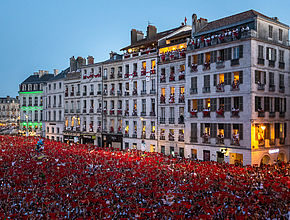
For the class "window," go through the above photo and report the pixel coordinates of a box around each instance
[279,74,284,87]
[151,98,155,113]
[142,99,146,113]
[142,80,146,91]
[255,96,262,111]
[142,61,146,70]
[170,87,175,95]
[210,51,217,63]
[279,29,283,41]
[191,77,197,90]
[266,47,276,61]
[197,53,204,65]
[258,45,264,59]
[279,50,284,63]
[151,79,156,91]
[269,25,273,38]
[151,60,156,69]
[204,75,210,87]
[233,46,239,59]
[34,97,38,106]
[191,123,197,142]
[59,82,62,89]
[224,48,232,60]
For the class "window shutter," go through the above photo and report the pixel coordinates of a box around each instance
[228,48,232,60]
[284,98,286,112]
[214,74,217,86]
[239,97,243,111]
[264,97,269,112]
[255,96,258,111]
[265,124,270,139]
[188,55,191,67]
[275,123,279,138]
[274,98,279,112]
[188,99,191,112]
[266,48,269,60]
[274,49,277,61]
[210,123,217,138]
[239,45,243,58]
[239,124,243,140]
[264,72,266,85]
[239,71,243,84]
[211,98,217,111]
[200,123,204,137]
[224,124,231,139]
[225,97,231,111]
[191,123,197,139]
[255,71,259,84]
[284,123,287,138]
[197,99,203,111]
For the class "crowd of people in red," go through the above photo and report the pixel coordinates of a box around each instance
[0,135,289,219]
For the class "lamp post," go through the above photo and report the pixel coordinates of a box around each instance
[25,114,28,137]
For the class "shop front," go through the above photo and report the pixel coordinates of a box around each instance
[81,134,96,145]
[102,133,123,149]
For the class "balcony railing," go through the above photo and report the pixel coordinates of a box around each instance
[124,91,130,96]
[279,62,285,69]
[141,90,147,95]
[216,61,225,69]
[216,137,225,145]
[169,74,175,82]
[178,74,185,81]
[117,90,122,96]
[169,118,175,124]
[132,110,138,116]
[89,108,94,113]
[132,133,137,138]
[279,112,285,118]
[231,59,240,66]
[269,112,275,118]
[279,86,285,93]
[150,89,156,94]
[178,117,184,124]
[160,76,166,83]
[231,82,240,91]
[268,60,275,68]
[190,64,198,72]
[190,137,197,143]
[216,84,225,92]
[258,110,265,117]
[150,111,156,116]
[190,88,198,94]
[83,109,86,113]
[168,135,175,141]
[141,112,146,116]
[124,110,129,116]
[110,110,115,115]
[160,118,165,124]
[203,62,211,71]
[117,109,122,115]
[202,135,210,144]
[132,90,138,96]
[202,109,211,117]
[178,135,184,142]
[231,109,240,117]
[257,83,265,91]
[160,95,166,104]
[257,58,265,65]
[117,72,122,78]
[150,133,155,140]
[160,135,165,140]
[190,110,198,118]
[279,138,285,145]
[202,87,210,93]
[90,91,94,96]
[269,85,275,92]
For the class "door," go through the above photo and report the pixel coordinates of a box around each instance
[203,150,210,161]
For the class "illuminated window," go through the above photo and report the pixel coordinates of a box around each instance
[133,100,137,110]
[142,61,146,69]
[151,121,155,133]
[219,73,224,83]
[133,81,137,89]
[170,87,175,95]
[180,64,185,72]
[151,60,156,69]
[71,117,74,127]
[161,88,165,96]
[142,121,146,131]
[233,72,239,83]
[205,52,211,63]
[180,87,185,94]
[192,99,198,109]
[205,98,210,108]
[192,55,198,64]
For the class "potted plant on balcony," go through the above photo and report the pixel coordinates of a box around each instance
[203,108,210,117]
[231,108,239,117]
[216,107,224,117]
[190,63,198,72]
[141,68,146,76]
[169,94,175,104]
[190,109,198,117]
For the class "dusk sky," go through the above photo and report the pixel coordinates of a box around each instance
[1,0,289,97]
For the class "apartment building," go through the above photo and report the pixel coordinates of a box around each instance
[184,10,289,166]
[19,70,54,136]
[43,69,69,141]
[0,96,20,128]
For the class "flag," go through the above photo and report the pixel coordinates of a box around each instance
[185,17,187,24]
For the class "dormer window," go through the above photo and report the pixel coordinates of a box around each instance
[269,25,273,39]
[279,29,283,41]
[22,85,26,91]
[28,84,32,91]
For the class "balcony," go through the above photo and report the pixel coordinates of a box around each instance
[97,91,102,95]
[83,92,87,96]
[190,88,197,94]
[269,85,275,92]
[117,72,122,78]
[269,112,275,118]
[202,109,211,117]
[257,83,265,91]
[160,118,165,124]
[90,91,94,96]
[160,76,166,83]
[132,110,138,116]
[159,50,185,63]
[141,112,146,116]
[109,110,115,115]
[82,109,86,113]
[97,108,102,113]
[70,109,74,113]
[89,108,94,113]
[279,138,285,145]
[150,133,155,140]
[178,95,185,103]
[190,110,198,118]
[216,137,224,145]
[150,111,156,116]
[110,90,115,96]
[65,92,68,97]
[124,133,129,138]
[160,135,165,140]
[178,117,184,124]
[169,74,175,82]
[150,69,156,74]
[216,109,224,117]
[117,109,122,115]
[190,64,198,72]
[76,109,80,113]
[103,90,108,96]
[203,62,211,71]
[279,86,285,93]
[124,91,130,96]
[231,137,240,146]
[110,74,115,79]
[70,92,74,96]
[258,139,265,148]
[141,69,146,76]
[178,135,184,142]
[132,133,137,138]
[133,71,138,77]
[258,109,265,117]
[202,87,210,93]
[216,61,225,69]
[169,118,175,124]
[231,109,240,117]
[178,74,185,81]
[132,89,138,96]
[141,90,147,95]
[150,89,156,94]
[124,110,129,116]
[141,132,146,139]
[231,59,240,66]
[160,95,166,104]
[103,76,108,80]
[268,60,275,68]
[65,109,68,113]
[103,109,107,115]
[231,82,240,91]
[117,90,122,96]
[124,73,129,78]
[76,91,80,96]
[270,139,275,146]
[257,58,265,65]
[279,112,285,118]
[202,135,210,144]
[216,84,225,92]
[168,135,175,141]
[279,62,285,69]
[168,95,175,104]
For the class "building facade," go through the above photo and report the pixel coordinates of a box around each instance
[43,69,69,141]
[19,70,54,136]
[184,10,289,166]
[0,96,20,128]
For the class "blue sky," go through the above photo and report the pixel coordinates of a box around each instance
[0,0,289,97]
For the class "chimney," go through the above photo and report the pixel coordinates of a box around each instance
[76,57,86,70]
[87,56,94,65]
[38,70,44,78]
[70,56,76,72]
[147,25,157,40]
[109,51,117,59]
[54,69,59,76]
[192,14,208,37]
[131,29,144,44]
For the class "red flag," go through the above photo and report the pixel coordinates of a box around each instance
[185,17,187,24]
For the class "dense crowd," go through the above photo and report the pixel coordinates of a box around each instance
[0,135,289,219]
